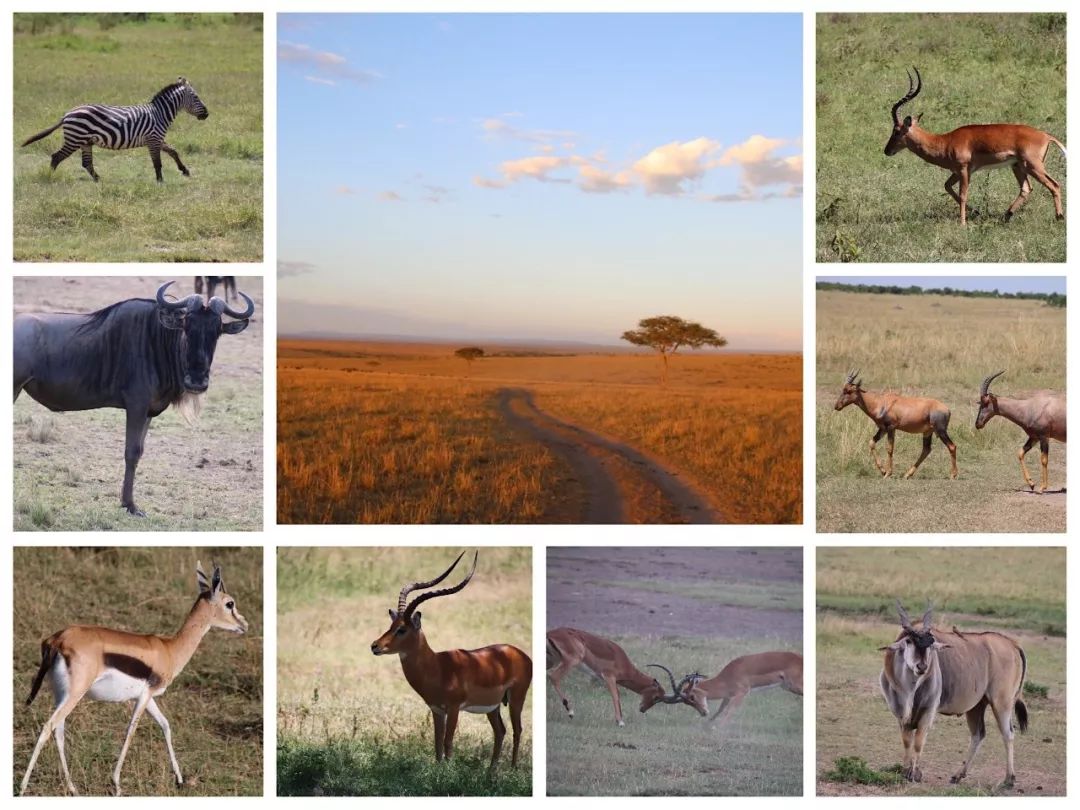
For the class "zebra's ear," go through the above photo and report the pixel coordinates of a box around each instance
[178,76,188,85]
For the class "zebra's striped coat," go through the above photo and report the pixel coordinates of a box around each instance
[22,77,209,182]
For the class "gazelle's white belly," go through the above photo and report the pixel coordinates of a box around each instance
[463,703,500,714]
[973,157,1017,173]
[88,667,149,702]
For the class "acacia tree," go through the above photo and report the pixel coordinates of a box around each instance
[454,346,485,374]
[621,315,727,383]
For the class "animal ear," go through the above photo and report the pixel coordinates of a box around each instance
[196,561,210,594]
[879,640,905,651]
[178,76,188,85]
[902,115,912,128]
[211,565,223,596]
[222,319,249,335]
[388,609,398,621]
[411,612,422,630]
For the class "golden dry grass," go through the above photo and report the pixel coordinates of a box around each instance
[277,341,802,524]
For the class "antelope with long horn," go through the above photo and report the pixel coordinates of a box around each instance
[885,66,1066,225]
[650,652,803,727]
[835,369,958,479]
[371,551,532,769]
[976,370,1066,493]
[20,562,249,796]
[880,600,1028,787]
[545,627,682,725]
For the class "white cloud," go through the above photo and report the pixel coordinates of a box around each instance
[379,190,404,202]
[632,137,721,195]
[278,260,317,278]
[712,135,802,200]
[473,176,506,189]
[278,41,380,85]
[480,117,576,147]
[304,75,336,87]
[577,164,633,194]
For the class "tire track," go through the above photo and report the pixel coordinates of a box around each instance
[495,387,720,524]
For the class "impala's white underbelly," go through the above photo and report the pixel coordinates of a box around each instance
[974,158,1017,173]
[463,704,500,714]
[88,667,149,702]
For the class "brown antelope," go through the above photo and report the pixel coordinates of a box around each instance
[20,562,248,796]
[835,369,958,479]
[648,652,802,727]
[546,627,681,725]
[880,601,1028,788]
[976,370,1066,493]
[370,551,532,769]
[885,67,1066,225]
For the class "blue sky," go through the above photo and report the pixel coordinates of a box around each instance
[818,276,1066,295]
[279,13,803,349]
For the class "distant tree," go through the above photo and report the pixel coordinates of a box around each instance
[454,346,485,373]
[621,315,727,383]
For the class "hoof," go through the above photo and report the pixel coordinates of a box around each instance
[1056,213,1064,222]
[125,506,147,518]
[950,774,965,785]
[182,169,191,177]
[617,720,625,727]
[1003,776,1015,789]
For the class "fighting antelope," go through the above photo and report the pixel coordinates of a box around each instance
[880,600,1028,787]
[885,67,1066,225]
[22,77,209,182]
[20,562,248,796]
[370,551,532,769]
[976,370,1066,493]
[546,627,681,725]
[647,652,803,727]
[835,369,958,479]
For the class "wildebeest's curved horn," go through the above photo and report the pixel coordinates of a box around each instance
[156,281,202,312]
[980,370,1006,397]
[209,291,255,320]
[896,599,915,632]
[845,368,860,385]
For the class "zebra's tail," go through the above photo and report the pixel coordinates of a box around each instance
[22,120,63,147]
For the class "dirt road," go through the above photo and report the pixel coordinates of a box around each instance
[496,388,721,524]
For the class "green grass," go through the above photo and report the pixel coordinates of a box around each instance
[823,757,903,786]
[817,290,1066,533]
[13,547,263,796]
[277,548,532,796]
[816,548,1066,797]
[14,13,262,261]
[816,13,1066,262]
[547,635,802,796]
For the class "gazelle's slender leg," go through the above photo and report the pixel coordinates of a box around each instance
[1026,161,1063,220]
[54,718,78,795]
[509,691,525,768]
[1039,438,1050,493]
[886,429,896,477]
[945,172,963,206]
[1004,164,1032,221]
[935,426,958,479]
[1018,437,1037,490]
[708,691,747,730]
[432,709,446,760]
[547,658,577,718]
[486,708,506,769]
[603,673,624,726]
[442,707,460,760]
[146,698,183,786]
[21,678,92,795]
[957,165,971,224]
[904,434,932,479]
[869,427,888,476]
[112,690,151,795]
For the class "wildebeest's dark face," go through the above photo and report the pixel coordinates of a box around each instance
[176,307,248,392]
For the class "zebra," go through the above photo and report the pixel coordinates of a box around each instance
[21,76,209,182]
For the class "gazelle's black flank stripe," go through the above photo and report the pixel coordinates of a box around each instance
[21,76,208,182]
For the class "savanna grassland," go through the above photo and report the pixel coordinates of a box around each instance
[277,341,802,524]
[817,547,1066,797]
[817,13,1066,262]
[817,289,1065,533]
[14,13,262,261]
[13,547,263,797]
[13,276,263,532]
[547,548,802,796]
[277,547,531,796]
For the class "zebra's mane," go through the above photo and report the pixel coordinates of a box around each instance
[150,81,187,105]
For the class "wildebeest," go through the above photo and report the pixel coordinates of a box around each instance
[879,601,1028,788]
[194,276,236,303]
[13,281,254,517]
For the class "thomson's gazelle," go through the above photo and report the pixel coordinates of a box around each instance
[20,562,248,796]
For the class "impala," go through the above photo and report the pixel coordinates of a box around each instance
[371,550,532,769]
[648,652,802,727]
[835,369,958,479]
[976,370,1066,493]
[546,627,681,725]
[20,562,248,796]
[880,601,1028,787]
[885,67,1066,225]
